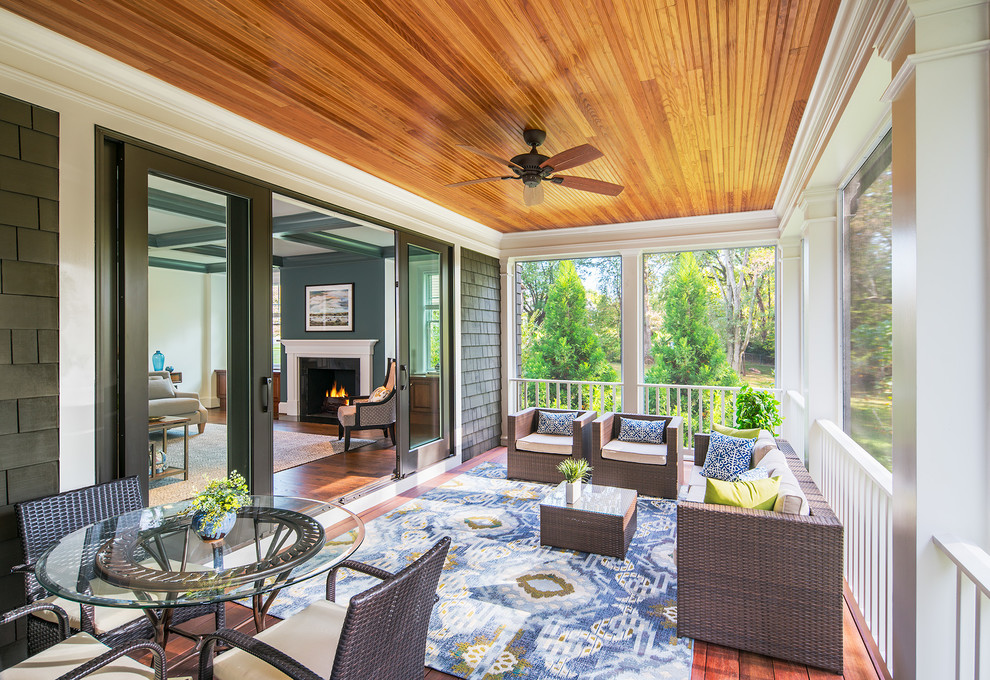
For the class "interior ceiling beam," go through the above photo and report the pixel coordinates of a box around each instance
[278,232,384,259]
[149,187,226,223]
[148,256,227,274]
[176,244,227,258]
[149,226,227,248]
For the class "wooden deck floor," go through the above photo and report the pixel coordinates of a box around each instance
[161,445,881,680]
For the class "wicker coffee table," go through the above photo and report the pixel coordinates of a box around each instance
[539,482,638,558]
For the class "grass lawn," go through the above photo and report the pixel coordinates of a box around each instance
[850,396,892,471]
[739,360,775,390]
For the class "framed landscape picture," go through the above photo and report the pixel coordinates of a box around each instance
[305,283,353,331]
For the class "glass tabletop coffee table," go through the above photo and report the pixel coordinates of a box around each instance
[35,495,364,644]
[539,482,638,558]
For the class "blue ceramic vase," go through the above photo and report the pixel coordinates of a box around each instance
[191,510,237,541]
[152,350,165,371]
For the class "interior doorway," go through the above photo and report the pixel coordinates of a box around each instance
[267,194,398,500]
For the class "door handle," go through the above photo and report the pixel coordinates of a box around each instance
[261,376,272,413]
[399,364,409,390]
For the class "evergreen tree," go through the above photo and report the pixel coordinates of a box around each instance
[522,261,617,382]
[646,252,737,386]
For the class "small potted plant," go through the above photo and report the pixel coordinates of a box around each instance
[557,458,592,504]
[735,385,783,435]
[188,471,250,541]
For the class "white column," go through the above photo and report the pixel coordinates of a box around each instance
[619,250,641,413]
[892,3,990,677]
[499,257,512,445]
[799,189,842,427]
[776,238,805,453]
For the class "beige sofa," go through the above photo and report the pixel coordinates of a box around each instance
[149,371,207,433]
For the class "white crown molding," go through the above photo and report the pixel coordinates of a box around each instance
[773,0,904,235]
[0,9,502,257]
[883,38,990,101]
[876,0,914,61]
[500,210,779,260]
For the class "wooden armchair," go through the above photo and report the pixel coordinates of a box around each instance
[507,407,596,483]
[337,359,397,451]
[591,413,682,498]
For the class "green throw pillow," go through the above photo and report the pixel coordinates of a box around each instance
[713,423,761,439]
[704,476,781,510]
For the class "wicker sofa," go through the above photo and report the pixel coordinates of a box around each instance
[591,413,682,499]
[676,434,844,673]
[507,407,595,483]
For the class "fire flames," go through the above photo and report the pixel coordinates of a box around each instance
[325,382,347,398]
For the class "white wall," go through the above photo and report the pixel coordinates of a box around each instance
[148,268,208,397]
[0,9,500,489]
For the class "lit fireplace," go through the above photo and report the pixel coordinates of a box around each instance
[321,382,349,417]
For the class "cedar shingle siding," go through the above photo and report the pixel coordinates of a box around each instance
[0,92,59,655]
[460,250,501,460]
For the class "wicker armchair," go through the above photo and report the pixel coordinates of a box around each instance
[507,407,596,484]
[0,602,167,679]
[337,359,397,451]
[676,438,844,673]
[591,413,682,499]
[14,476,224,654]
[199,536,451,680]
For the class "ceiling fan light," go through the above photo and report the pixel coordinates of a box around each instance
[523,183,544,207]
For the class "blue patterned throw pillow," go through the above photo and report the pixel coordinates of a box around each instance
[701,431,756,482]
[536,411,578,436]
[618,417,666,444]
[732,467,770,483]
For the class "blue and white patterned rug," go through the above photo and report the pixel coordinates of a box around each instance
[268,462,694,679]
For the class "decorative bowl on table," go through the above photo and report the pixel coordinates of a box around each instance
[188,471,250,541]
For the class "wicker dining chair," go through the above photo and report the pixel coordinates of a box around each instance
[198,536,452,680]
[14,476,224,653]
[0,602,167,679]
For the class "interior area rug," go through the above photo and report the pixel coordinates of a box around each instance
[267,462,693,679]
[148,424,386,503]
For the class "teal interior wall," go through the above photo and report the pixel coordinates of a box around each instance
[279,256,387,399]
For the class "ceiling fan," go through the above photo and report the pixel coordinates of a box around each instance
[448,129,624,206]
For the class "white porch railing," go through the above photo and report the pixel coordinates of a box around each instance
[639,383,784,448]
[510,378,623,414]
[933,535,990,680]
[809,419,893,676]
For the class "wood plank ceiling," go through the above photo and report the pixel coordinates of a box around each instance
[1,0,840,233]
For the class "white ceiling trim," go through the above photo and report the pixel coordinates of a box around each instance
[0,9,502,257]
[773,0,907,235]
[500,210,779,260]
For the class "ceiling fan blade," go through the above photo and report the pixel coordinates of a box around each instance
[554,175,625,196]
[523,183,544,207]
[457,145,523,170]
[540,144,604,172]
[446,176,512,187]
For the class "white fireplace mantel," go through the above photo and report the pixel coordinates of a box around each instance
[280,339,379,418]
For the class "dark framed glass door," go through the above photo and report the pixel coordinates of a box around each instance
[116,142,273,500]
[396,232,452,476]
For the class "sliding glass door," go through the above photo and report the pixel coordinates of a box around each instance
[116,142,273,500]
[396,232,452,476]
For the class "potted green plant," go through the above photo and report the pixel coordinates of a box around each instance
[188,471,250,541]
[735,385,783,435]
[557,458,592,504]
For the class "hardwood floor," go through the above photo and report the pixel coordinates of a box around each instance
[207,407,398,500]
[158,445,880,680]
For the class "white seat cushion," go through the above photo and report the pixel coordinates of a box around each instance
[148,397,201,417]
[33,596,146,635]
[213,599,346,680]
[0,632,154,680]
[515,432,572,455]
[600,439,667,465]
[682,484,707,503]
[688,465,706,486]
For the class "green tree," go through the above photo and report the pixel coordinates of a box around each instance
[646,252,737,387]
[522,261,617,382]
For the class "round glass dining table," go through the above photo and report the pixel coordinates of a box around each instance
[34,495,365,644]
